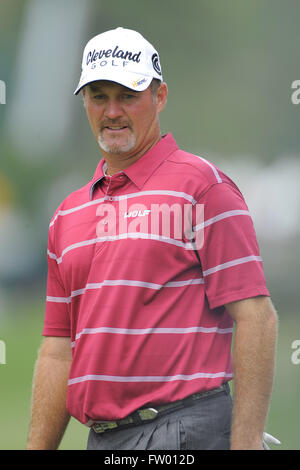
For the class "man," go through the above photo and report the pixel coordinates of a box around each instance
[27,27,278,450]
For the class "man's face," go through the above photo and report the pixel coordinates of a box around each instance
[83,80,167,160]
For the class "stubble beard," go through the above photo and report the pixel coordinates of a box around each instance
[97,128,136,155]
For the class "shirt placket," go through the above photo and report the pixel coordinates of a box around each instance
[95,173,128,251]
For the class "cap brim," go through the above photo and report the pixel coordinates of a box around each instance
[74,69,154,95]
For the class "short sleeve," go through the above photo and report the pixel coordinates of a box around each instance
[194,181,270,309]
[42,225,71,337]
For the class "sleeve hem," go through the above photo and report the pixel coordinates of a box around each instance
[42,328,71,337]
[209,286,270,310]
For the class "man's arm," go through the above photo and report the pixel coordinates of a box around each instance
[27,336,72,450]
[225,296,278,450]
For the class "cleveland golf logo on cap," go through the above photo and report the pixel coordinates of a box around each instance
[86,45,142,66]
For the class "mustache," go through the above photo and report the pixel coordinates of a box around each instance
[100,119,132,131]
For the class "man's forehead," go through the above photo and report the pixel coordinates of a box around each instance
[87,81,137,93]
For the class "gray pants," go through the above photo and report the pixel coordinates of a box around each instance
[87,385,232,450]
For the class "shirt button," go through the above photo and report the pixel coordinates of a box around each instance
[102,219,108,225]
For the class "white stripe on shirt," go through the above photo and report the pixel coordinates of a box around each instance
[48,233,196,264]
[195,156,223,183]
[49,190,197,227]
[74,325,233,341]
[71,325,233,348]
[193,209,250,232]
[203,255,262,277]
[68,371,233,385]
[49,198,106,227]
[47,278,204,304]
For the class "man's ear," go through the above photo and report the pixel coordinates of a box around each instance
[156,82,168,113]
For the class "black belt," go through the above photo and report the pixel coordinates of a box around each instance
[92,383,229,434]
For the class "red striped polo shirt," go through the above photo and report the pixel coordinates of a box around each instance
[43,133,270,425]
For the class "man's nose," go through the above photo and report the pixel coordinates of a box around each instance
[104,99,124,120]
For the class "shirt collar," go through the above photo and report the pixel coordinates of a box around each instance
[89,133,178,200]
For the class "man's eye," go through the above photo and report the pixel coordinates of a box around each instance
[94,94,105,100]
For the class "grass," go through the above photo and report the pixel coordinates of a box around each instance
[0,300,88,450]
[0,299,299,450]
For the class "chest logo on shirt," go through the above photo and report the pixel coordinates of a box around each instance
[124,209,151,218]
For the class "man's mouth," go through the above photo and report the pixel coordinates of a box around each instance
[102,124,129,132]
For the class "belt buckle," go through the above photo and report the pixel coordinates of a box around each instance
[138,407,158,421]
[93,421,118,433]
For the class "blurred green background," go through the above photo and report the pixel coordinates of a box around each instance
[0,0,299,450]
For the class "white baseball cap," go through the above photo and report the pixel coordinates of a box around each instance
[74,27,163,95]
